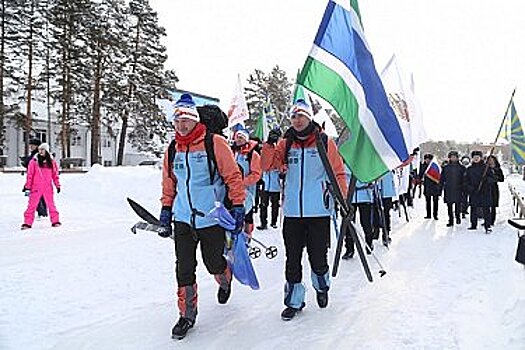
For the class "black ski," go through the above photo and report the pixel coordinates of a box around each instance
[315,135,373,282]
[127,197,162,225]
[127,198,172,238]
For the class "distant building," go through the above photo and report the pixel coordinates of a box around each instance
[1,89,219,168]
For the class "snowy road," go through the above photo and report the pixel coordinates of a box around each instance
[1,167,524,349]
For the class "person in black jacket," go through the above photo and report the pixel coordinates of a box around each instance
[459,156,471,218]
[486,155,504,227]
[21,138,48,217]
[464,150,495,233]
[419,154,442,220]
[440,151,466,226]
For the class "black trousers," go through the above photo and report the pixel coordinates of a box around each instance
[382,197,393,232]
[488,206,497,226]
[259,191,280,226]
[425,195,439,218]
[174,222,227,287]
[447,202,460,223]
[470,206,490,229]
[37,196,47,216]
[283,217,330,283]
[345,203,373,251]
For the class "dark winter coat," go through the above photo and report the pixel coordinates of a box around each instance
[489,167,504,207]
[440,162,466,204]
[21,149,38,168]
[464,161,495,207]
[419,162,442,196]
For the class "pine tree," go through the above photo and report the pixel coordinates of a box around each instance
[0,0,25,155]
[245,65,292,132]
[116,0,167,165]
[86,0,129,165]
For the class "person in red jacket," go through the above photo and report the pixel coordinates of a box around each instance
[21,143,61,229]
[159,94,245,339]
[231,128,262,236]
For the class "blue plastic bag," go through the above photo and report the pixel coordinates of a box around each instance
[227,232,260,290]
[207,201,236,231]
[208,202,259,289]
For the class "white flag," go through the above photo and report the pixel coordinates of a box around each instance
[227,75,249,127]
[380,54,427,154]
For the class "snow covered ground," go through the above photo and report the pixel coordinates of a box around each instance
[1,166,524,350]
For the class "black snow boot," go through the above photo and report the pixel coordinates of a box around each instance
[281,303,305,321]
[256,224,267,230]
[316,290,329,308]
[217,284,231,304]
[456,217,461,225]
[446,221,453,227]
[171,317,194,340]
[342,249,355,260]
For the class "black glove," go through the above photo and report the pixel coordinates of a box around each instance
[158,206,173,238]
[57,187,61,194]
[22,187,27,192]
[267,130,281,144]
[158,225,172,238]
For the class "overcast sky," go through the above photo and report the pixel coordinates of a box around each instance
[150,0,525,143]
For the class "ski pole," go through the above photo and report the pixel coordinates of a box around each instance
[350,223,387,277]
[251,237,278,259]
[338,200,387,278]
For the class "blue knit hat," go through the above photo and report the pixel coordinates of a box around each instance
[234,128,250,141]
[290,99,312,119]
[173,93,200,122]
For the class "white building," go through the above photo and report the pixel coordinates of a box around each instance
[1,89,219,168]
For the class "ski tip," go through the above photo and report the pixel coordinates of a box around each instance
[379,270,387,277]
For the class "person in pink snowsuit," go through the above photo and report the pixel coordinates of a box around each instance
[22,143,61,229]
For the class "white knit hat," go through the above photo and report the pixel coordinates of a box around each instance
[38,143,50,153]
[289,99,313,119]
[172,93,200,122]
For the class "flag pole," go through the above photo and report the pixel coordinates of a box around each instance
[489,88,516,155]
[477,88,516,191]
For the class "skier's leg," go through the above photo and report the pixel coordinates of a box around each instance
[42,189,59,224]
[258,191,269,228]
[358,203,374,249]
[198,225,229,282]
[283,217,306,308]
[244,209,254,237]
[270,192,280,226]
[23,189,41,226]
[306,217,330,287]
[174,222,199,323]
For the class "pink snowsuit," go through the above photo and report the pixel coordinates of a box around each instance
[23,157,61,226]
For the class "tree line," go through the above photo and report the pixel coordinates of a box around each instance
[0,0,177,165]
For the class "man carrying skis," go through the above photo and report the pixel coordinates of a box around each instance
[231,127,262,237]
[159,94,246,339]
[261,99,347,320]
